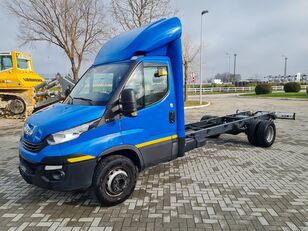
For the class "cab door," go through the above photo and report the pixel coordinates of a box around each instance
[120,61,177,167]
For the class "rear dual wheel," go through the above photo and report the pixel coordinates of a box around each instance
[247,120,276,147]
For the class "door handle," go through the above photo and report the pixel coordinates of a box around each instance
[169,110,175,123]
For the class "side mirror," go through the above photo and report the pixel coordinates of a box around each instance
[120,89,138,117]
[154,68,168,77]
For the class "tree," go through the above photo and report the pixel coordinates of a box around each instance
[182,37,200,101]
[111,0,177,31]
[7,0,111,80]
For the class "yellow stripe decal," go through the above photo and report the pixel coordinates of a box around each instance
[136,135,178,149]
[67,155,95,163]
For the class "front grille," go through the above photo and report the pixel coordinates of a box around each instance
[22,139,47,152]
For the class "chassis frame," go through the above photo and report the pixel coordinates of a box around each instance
[185,111,295,152]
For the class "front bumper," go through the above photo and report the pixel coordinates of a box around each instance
[19,155,97,191]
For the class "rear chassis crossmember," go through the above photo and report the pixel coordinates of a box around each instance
[184,111,295,152]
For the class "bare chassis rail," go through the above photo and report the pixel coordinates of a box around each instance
[185,111,295,152]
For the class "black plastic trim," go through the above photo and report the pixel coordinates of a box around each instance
[22,139,48,153]
[137,139,172,168]
[177,137,185,157]
[19,155,96,191]
[98,145,145,170]
[41,153,95,165]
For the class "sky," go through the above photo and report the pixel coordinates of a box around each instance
[1,0,308,81]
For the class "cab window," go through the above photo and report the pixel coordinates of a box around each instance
[144,66,168,106]
[16,54,31,70]
[0,55,13,71]
[17,58,31,70]
[124,63,168,110]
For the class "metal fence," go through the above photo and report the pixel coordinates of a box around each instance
[188,85,308,94]
[272,86,283,91]
[187,87,254,94]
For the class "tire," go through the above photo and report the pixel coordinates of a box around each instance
[246,119,261,146]
[255,120,276,147]
[93,155,138,206]
[201,116,220,138]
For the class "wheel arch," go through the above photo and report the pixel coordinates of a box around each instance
[97,145,145,171]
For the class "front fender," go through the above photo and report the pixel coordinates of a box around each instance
[98,144,145,170]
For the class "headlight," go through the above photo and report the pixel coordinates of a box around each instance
[46,119,99,145]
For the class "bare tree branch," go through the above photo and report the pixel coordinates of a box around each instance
[111,0,178,31]
[7,0,112,80]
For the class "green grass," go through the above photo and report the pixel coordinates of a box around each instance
[240,92,308,99]
[184,101,208,107]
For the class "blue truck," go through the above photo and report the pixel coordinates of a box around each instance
[19,17,295,206]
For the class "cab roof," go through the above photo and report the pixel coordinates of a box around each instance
[93,17,182,66]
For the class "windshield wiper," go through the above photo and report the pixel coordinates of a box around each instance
[73,97,93,105]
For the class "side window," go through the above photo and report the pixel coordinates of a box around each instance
[124,66,144,109]
[0,56,13,71]
[16,54,31,70]
[144,66,168,106]
[17,58,31,70]
[124,64,168,110]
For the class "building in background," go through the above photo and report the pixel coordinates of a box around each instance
[265,74,307,83]
[212,79,223,84]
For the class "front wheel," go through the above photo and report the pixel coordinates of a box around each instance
[93,155,138,206]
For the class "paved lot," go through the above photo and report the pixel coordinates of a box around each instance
[0,95,307,231]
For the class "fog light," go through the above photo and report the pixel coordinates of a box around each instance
[45,165,62,170]
[51,170,65,181]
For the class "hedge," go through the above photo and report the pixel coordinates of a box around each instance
[284,82,301,93]
[255,83,272,95]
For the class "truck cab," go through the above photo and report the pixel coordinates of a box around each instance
[19,18,185,205]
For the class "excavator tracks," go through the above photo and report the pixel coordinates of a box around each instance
[0,91,34,119]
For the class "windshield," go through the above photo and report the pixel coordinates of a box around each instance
[65,63,131,106]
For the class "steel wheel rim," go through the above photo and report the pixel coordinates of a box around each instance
[105,168,128,196]
[266,125,274,143]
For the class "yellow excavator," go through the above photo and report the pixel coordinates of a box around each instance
[0,51,75,118]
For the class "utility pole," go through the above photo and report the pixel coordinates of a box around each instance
[233,53,237,82]
[226,53,231,81]
[284,56,288,78]
[199,10,209,105]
